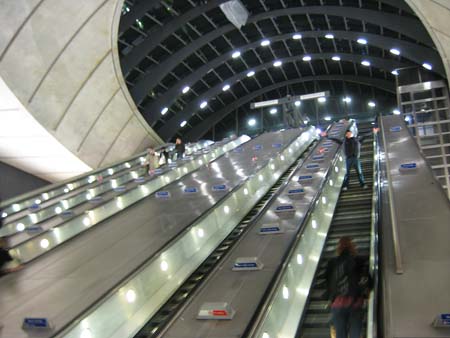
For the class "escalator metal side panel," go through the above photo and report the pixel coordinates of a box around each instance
[379,115,450,338]
[247,149,347,338]
[56,128,316,338]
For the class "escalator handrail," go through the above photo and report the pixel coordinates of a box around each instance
[367,128,381,338]
[379,117,404,274]
[244,121,352,338]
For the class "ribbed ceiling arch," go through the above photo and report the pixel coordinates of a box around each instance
[118,0,445,141]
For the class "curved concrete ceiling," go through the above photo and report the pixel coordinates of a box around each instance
[129,6,433,104]
[0,0,162,181]
[141,32,438,125]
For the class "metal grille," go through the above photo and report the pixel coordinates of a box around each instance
[398,80,450,199]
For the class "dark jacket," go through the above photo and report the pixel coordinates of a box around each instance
[0,248,12,269]
[328,134,368,158]
[175,142,185,155]
[326,251,371,301]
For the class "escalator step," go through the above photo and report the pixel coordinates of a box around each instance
[303,313,330,328]
[299,327,332,338]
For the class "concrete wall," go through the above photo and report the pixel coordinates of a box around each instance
[0,161,49,200]
[0,0,162,181]
[406,0,450,84]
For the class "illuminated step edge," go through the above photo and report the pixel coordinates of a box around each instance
[260,222,285,234]
[232,257,263,271]
[197,302,235,320]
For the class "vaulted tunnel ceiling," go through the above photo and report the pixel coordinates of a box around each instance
[118,0,445,142]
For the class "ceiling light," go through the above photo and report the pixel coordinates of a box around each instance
[182,86,190,94]
[422,62,433,70]
[393,109,401,115]
[232,51,241,58]
[248,118,256,126]
[261,39,270,46]
[161,107,168,115]
[343,96,352,103]
[302,55,312,62]
[332,55,341,61]
[318,97,326,103]
[180,120,187,127]
[303,120,309,124]
[222,84,230,91]
[294,100,301,107]
[292,33,302,40]
[270,108,277,115]
[390,48,401,55]
[324,116,332,121]
[361,60,371,67]
[368,101,376,107]
[247,70,255,77]
[391,69,399,76]
[273,60,282,67]
[357,38,367,45]
[325,33,334,39]
[199,101,208,109]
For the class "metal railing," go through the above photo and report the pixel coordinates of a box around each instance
[367,129,381,338]
[380,117,404,274]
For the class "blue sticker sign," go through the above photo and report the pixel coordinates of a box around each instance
[260,226,281,233]
[155,191,171,198]
[212,184,227,192]
[312,155,325,161]
[169,162,178,168]
[29,204,41,211]
[234,262,257,268]
[288,188,305,195]
[114,186,126,193]
[26,225,43,233]
[22,318,50,330]
[306,163,320,170]
[233,147,243,153]
[400,163,417,170]
[90,196,103,203]
[323,141,333,146]
[61,210,73,217]
[390,126,402,132]
[184,187,198,194]
[441,314,450,325]
[154,168,163,174]
[275,205,294,211]
[134,177,146,183]
[298,175,313,181]
[253,144,263,151]
[272,143,283,149]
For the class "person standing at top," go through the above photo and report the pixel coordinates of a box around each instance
[175,137,185,160]
[323,129,372,190]
[326,237,372,338]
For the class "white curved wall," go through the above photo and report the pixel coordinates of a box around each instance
[406,0,450,83]
[0,0,162,182]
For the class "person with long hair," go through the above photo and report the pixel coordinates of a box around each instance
[326,237,372,338]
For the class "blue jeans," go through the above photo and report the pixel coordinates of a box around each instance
[331,307,364,338]
[343,156,365,187]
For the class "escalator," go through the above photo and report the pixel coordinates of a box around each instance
[134,140,318,338]
[297,125,375,338]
